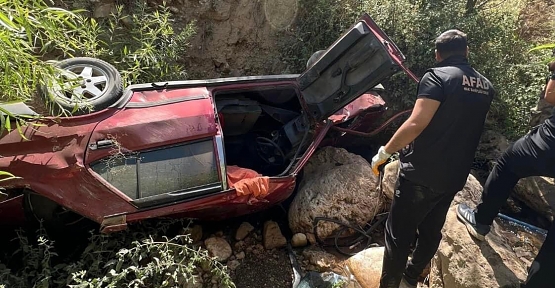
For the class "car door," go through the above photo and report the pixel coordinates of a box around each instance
[297,13,407,121]
[85,87,226,209]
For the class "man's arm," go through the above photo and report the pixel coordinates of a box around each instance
[545,78,555,105]
[383,98,441,154]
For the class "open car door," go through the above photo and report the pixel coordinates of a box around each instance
[297,13,408,121]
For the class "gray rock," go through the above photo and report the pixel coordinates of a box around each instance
[291,233,307,248]
[288,147,382,239]
[227,259,241,270]
[182,224,203,243]
[475,130,510,170]
[514,176,555,222]
[204,237,232,262]
[301,247,340,272]
[235,251,245,260]
[346,247,384,288]
[429,174,529,287]
[429,207,527,288]
[235,222,254,241]
[262,221,286,250]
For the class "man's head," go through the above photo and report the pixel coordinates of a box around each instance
[434,29,468,62]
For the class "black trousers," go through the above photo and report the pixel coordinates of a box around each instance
[380,176,457,288]
[475,125,555,287]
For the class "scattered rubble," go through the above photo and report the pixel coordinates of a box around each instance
[291,233,308,248]
[204,237,232,262]
[263,220,287,250]
[182,224,203,243]
[235,221,255,241]
[301,246,342,273]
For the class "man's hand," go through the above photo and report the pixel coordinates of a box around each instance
[371,146,391,176]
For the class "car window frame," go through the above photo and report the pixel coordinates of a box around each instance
[90,137,224,208]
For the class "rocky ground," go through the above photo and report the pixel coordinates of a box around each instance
[176,144,550,288]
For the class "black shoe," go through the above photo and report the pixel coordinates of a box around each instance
[456,203,490,241]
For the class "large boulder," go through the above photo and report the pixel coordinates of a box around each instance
[288,147,383,239]
[429,207,528,288]
[429,174,531,288]
[513,176,555,222]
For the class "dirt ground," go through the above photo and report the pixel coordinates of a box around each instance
[233,249,292,288]
[167,0,292,79]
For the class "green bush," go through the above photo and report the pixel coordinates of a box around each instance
[73,1,196,86]
[0,0,86,104]
[0,221,235,288]
[279,0,554,139]
[278,0,362,73]
[0,0,195,114]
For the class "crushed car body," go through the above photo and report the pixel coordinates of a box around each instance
[0,13,411,233]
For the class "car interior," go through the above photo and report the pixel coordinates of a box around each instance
[213,85,314,176]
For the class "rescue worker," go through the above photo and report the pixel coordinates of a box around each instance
[457,61,555,287]
[370,29,495,288]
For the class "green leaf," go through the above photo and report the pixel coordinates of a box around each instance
[0,11,18,32]
[15,119,28,141]
[0,171,21,182]
[5,115,10,131]
[529,43,555,53]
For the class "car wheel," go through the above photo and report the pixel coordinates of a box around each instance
[23,191,87,229]
[43,57,123,115]
[23,191,96,259]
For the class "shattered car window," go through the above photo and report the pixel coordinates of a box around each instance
[91,157,138,199]
[91,140,219,200]
[138,140,219,198]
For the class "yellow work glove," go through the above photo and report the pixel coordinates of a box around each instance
[371,146,391,176]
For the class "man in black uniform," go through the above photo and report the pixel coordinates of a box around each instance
[457,62,555,287]
[370,29,495,288]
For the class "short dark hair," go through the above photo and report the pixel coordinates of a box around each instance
[435,29,468,59]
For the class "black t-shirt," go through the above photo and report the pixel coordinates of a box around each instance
[399,56,495,192]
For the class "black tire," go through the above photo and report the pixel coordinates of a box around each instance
[23,191,97,259]
[23,191,88,229]
[44,57,123,115]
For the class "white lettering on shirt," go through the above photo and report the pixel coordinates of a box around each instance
[462,75,490,95]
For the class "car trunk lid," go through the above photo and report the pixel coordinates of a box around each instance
[297,13,408,121]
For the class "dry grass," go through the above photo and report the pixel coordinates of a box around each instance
[517,0,555,42]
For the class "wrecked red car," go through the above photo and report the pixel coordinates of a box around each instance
[0,14,411,233]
